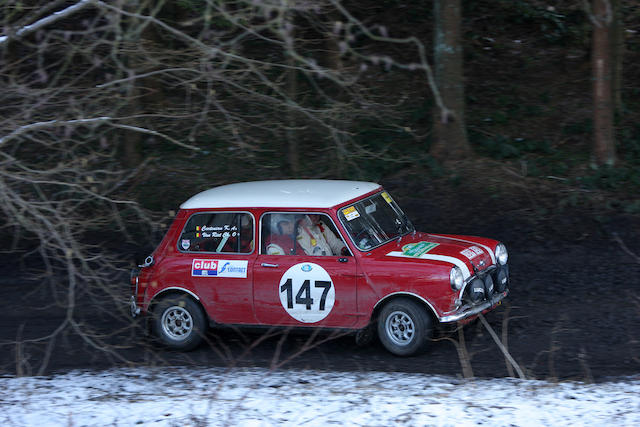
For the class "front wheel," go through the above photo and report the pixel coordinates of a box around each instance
[153,295,207,351]
[377,298,433,356]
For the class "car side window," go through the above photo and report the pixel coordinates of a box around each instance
[262,213,349,256]
[262,213,303,255]
[179,212,254,253]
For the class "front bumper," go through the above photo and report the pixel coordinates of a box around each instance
[439,289,508,323]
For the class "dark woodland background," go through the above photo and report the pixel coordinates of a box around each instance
[1,1,639,377]
[2,1,639,238]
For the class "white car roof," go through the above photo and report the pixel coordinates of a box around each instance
[180,180,381,209]
[180,179,381,209]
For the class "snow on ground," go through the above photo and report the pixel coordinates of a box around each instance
[1,367,638,426]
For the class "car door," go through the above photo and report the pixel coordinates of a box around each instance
[253,212,358,328]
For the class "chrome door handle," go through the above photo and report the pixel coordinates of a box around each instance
[261,263,279,268]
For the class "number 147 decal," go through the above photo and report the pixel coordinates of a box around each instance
[278,263,336,323]
[280,279,331,310]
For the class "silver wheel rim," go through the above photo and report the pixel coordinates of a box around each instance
[385,310,415,346]
[161,306,193,341]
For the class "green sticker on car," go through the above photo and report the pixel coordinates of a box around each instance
[401,241,439,257]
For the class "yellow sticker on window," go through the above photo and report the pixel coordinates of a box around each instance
[381,192,393,204]
[342,206,360,221]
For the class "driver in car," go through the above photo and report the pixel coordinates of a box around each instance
[297,214,349,256]
[265,214,304,255]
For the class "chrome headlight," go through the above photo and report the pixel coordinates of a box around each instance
[495,243,508,266]
[450,266,464,291]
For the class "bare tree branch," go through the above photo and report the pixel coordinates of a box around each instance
[0,0,97,45]
[612,232,640,263]
[479,314,526,379]
[0,117,200,151]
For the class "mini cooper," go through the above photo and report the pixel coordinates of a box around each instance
[130,180,509,356]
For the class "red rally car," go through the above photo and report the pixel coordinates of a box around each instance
[130,180,509,356]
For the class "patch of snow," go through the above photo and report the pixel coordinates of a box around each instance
[1,367,638,426]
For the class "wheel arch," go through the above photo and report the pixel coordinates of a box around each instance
[148,287,208,320]
[371,292,440,325]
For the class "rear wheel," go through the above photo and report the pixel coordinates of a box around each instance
[153,295,206,351]
[377,298,433,356]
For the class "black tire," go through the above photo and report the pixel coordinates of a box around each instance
[377,297,433,356]
[152,295,207,351]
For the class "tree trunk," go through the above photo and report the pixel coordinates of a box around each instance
[609,0,624,113]
[286,51,299,176]
[431,0,470,160]
[325,21,347,177]
[592,0,616,166]
[117,0,168,168]
[112,0,142,168]
[285,8,300,176]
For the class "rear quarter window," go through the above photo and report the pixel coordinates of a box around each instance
[178,212,254,253]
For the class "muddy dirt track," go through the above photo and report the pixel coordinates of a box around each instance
[1,178,639,381]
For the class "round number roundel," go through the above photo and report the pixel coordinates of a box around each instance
[278,263,335,323]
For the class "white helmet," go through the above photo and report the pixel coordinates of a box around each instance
[270,214,295,234]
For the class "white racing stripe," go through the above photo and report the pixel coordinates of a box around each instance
[386,251,471,279]
[429,235,496,264]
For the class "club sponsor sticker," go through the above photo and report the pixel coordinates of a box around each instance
[342,206,360,221]
[181,239,190,250]
[191,259,248,278]
[461,245,484,260]
[401,241,439,257]
[279,263,335,323]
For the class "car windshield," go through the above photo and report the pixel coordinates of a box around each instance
[338,191,414,250]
